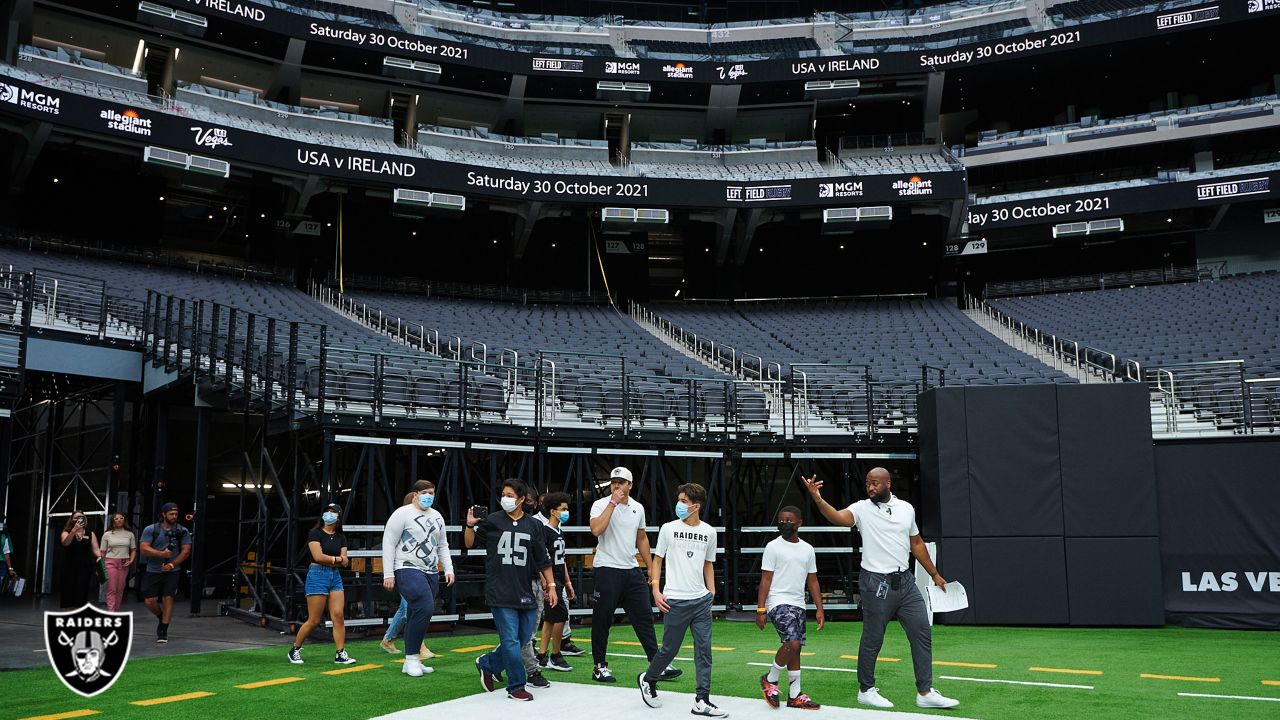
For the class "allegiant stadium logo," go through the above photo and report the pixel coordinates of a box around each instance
[663,62,694,79]
[893,176,934,196]
[101,108,152,136]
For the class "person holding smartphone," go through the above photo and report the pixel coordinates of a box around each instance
[59,511,99,609]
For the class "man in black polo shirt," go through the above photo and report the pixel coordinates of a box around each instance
[465,479,558,702]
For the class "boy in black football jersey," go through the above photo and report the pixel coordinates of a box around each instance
[537,492,575,672]
[465,479,559,701]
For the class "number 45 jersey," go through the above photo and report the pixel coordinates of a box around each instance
[474,511,552,608]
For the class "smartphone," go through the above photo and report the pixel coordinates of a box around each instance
[471,505,488,518]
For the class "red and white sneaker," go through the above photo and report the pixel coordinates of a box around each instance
[787,694,821,710]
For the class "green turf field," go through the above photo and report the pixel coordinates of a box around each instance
[10,621,1280,720]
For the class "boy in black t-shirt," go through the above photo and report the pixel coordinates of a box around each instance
[465,480,558,701]
[536,493,576,673]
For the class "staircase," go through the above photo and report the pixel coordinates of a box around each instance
[962,305,1092,383]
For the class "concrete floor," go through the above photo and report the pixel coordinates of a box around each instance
[0,596,287,671]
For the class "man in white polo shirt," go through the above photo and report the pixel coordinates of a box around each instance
[803,467,959,710]
[589,466,682,684]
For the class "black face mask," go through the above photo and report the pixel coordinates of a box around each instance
[524,501,539,514]
[777,522,798,539]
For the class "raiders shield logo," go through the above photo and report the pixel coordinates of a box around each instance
[45,604,133,697]
[686,551,695,558]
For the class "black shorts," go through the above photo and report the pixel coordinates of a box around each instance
[141,570,180,599]
[543,587,569,624]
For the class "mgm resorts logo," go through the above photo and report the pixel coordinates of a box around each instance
[819,181,864,198]
[604,61,641,75]
[663,62,694,79]
[1249,0,1280,12]
[0,82,61,114]
[102,108,152,136]
[893,176,934,197]
[45,605,133,697]
[1196,177,1270,200]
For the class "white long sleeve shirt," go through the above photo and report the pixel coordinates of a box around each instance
[381,505,454,579]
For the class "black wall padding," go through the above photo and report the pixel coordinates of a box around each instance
[971,537,1069,624]
[918,387,971,537]
[936,538,976,625]
[1156,440,1280,629]
[965,385,1063,537]
[1057,383,1159,537]
[1065,537,1164,626]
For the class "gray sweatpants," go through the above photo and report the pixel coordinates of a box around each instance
[858,569,932,693]
[521,578,546,674]
[644,593,714,698]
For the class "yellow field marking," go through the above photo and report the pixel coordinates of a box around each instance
[322,663,382,676]
[933,661,997,669]
[1141,674,1220,683]
[683,645,736,651]
[754,649,814,656]
[840,655,901,663]
[130,692,216,707]
[1031,667,1103,676]
[451,645,496,653]
[1263,681,1280,687]
[18,711,101,720]
[615,641,645,646]
[236,677,306,690]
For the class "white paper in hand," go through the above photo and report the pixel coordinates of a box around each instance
[927,582,968,613]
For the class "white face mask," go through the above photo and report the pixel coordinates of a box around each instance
[499,496,519,514]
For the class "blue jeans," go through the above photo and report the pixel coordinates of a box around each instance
[383,596,409,642]
[480,606,538,692]
[394,569,437,658]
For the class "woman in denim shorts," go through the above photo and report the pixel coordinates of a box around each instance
[288,504,356,665]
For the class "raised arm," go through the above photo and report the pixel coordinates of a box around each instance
[801,474,856,527]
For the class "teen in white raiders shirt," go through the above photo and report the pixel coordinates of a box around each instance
[638,483,728,718]
[381,480,455,678]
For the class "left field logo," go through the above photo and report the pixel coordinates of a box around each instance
[45,604,133,697]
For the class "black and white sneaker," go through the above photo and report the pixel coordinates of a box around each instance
[287,647,303,664]
[657,664,683,681]
[546,653,573,672]
[334,649,356,665]
[156,627,168,644]
[560,641,585,656]
[593,663,617,683]
[692,697,729,717]
[536,652,549,669]
[639,672,662,708]
[527,671,551,689]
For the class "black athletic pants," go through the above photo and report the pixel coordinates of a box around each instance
[591,566,658,666]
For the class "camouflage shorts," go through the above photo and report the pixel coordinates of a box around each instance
[767,604,807,645]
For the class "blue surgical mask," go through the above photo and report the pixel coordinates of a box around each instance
[418,493,434,510]
[322,512,338,526]
[675,501,690,520]
[558,511,570,524]
[500,496,519,514]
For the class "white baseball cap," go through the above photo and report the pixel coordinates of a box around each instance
[609,466,633,483]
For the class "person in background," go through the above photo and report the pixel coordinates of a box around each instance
[139,502,192,643]
[289,503,356,665]
[99,512,137,612]
[536,492,575,673]
[517,488,552,689]
[0,517,18,591]
[536,491,584,658]
[756,506,823,710]
[59,510,100,609]
[382,480,455,678]
[380,491,441,660]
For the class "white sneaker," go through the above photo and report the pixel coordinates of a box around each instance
[638,672,662,708]
[402,656,434,677]
[691,698,728,717]
[857,687,894,708]
[916,689,959,709]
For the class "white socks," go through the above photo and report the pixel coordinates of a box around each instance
[788,670,802,698]
[767,662,785,683]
